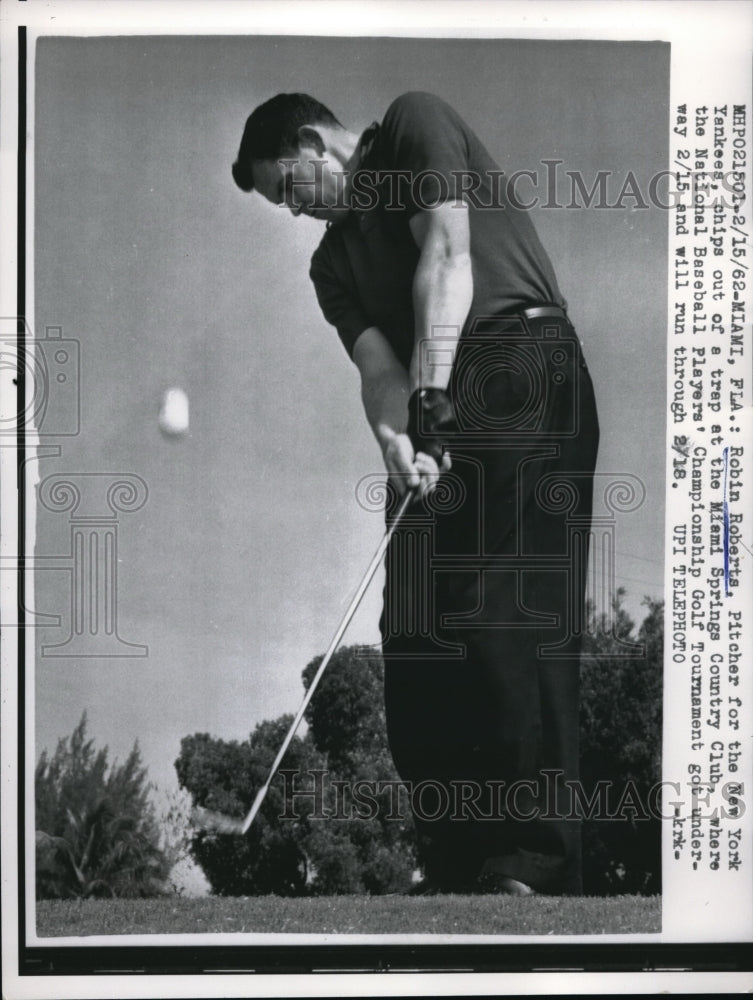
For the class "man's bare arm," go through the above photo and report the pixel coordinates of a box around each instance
[353,326,446,496]
[408,200,473,392]
[353,326,410,450]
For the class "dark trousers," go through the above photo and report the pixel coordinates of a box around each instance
[380,311,599,894]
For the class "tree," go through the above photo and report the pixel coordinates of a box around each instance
[175,719,323,896]
[301,645,416,894]
[579,592,663,895]
[35,713,171,899]
[176,645,417,896]
[302,646,387,772]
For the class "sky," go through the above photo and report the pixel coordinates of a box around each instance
[32,34,669,808]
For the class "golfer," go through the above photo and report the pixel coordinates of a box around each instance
[233,91,599,895]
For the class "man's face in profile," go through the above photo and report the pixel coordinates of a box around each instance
[252,143,351,224]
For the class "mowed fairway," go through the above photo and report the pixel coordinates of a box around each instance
[37,894,660,937]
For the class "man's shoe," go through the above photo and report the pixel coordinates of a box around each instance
[475,872,536,896]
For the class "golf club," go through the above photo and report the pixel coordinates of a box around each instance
[191,483,417,837]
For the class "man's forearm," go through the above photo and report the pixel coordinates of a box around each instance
[360,366,411,457]
[354,325,450,495]
[409,249,473,393]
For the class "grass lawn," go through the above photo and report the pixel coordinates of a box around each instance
[36,894,661,937]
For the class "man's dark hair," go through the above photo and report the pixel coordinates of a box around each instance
[232,93,343,192]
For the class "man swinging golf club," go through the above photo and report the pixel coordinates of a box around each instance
[232,91,599,895]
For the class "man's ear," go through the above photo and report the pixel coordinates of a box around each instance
[297,125,326,156]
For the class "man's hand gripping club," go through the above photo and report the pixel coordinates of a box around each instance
[384,387,457,499]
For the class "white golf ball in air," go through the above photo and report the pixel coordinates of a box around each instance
[159,387,189,437]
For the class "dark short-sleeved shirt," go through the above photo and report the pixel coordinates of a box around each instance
[309,91,564,368]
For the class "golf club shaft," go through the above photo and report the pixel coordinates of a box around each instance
[240,485,416,834]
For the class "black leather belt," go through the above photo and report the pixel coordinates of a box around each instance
[519,304,567,321]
